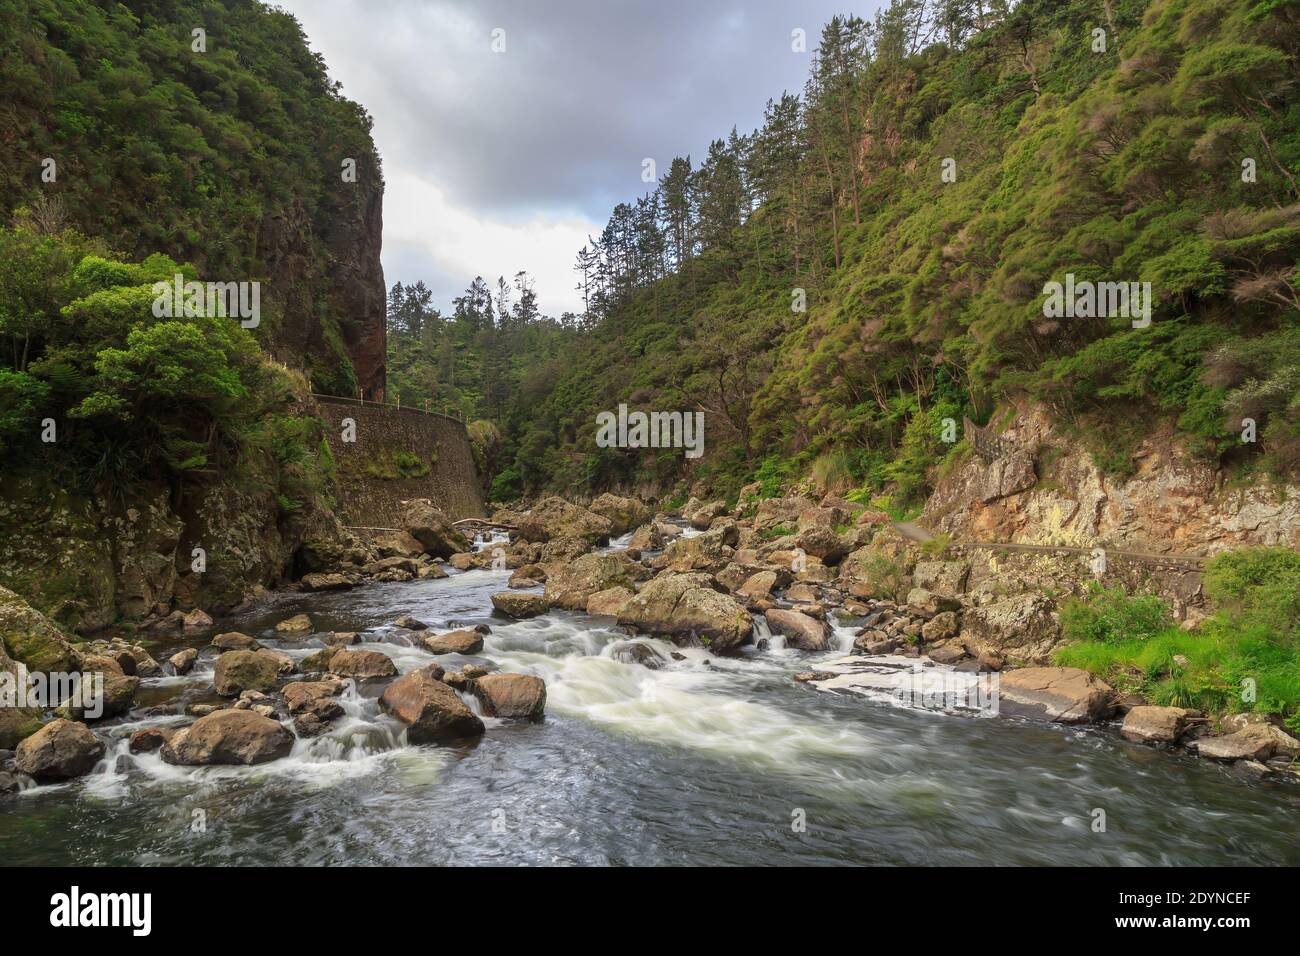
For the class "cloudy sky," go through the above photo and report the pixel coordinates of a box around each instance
[276,0,876,315]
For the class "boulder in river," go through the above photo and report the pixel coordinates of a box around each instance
[211,631,260,652]
[421,629,485,655]
[471,673,547,720]
[997,667,1115,724]
[402,499,472,558]
[544,552,639,610]
[169,647,198,674]
[328,648,398,681]
[491,592,550,619]
[213,649,283,697]
[393,615,429,631]
[1121,705,1198,744]
[282,680,347,736]
[764,608,830,651]
[162,710,294,766]
[14,718,105,780]
[516,496,612,546]
[586,586,634,617]
[379,665,485,742]
[617,572,753,653]
[587,493,651,536]
[128,726,175,754]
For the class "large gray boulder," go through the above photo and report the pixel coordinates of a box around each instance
[517,496,612,546]
[403,499,472,558]
[544,552,639,610]
[617,572,753,653]
[960,594,1061,664]
[588,493,651,536]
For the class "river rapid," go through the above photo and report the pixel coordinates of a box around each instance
[4,532,1299,866]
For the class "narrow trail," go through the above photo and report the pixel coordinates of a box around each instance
[891,522,1205,568]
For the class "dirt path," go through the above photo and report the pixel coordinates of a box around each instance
[891,522,1205,568]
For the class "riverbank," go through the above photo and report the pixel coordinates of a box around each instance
[2,493,1299,866]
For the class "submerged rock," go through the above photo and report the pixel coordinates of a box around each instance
[275,614,314,635]
[609,641,667,670]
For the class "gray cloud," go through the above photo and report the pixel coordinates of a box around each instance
[277,0,877,310]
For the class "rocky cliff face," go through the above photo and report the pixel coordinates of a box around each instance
[926,403,1300,554]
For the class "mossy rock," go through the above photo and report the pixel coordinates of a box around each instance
[0,586,83,673]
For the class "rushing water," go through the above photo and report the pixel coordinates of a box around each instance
[4,532,1299,866]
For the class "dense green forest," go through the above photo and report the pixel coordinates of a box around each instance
[1,0,383,397]
[386,0,1300,504]
[0,0,384,500]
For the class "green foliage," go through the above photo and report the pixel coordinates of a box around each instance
[427,0,1300,501]
[1055,547,1300,720]
[0,0,384,379]
[1059,583,1173,644]
[1204,546,1300,636]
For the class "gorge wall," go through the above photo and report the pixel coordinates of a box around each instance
[925,402,1300,556]
[315,397,486,527]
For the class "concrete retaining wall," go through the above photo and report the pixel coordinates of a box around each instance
[314,396,485,527]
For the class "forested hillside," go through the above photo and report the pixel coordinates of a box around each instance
[0,0,386,396]
[400,0,1299,506]
[0,0,384,626]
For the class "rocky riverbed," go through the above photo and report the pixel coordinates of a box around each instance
[2,493,1299,865]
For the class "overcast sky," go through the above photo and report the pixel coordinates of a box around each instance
[276,0,878,315]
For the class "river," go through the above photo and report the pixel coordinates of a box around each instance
[4,533,1299,866]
